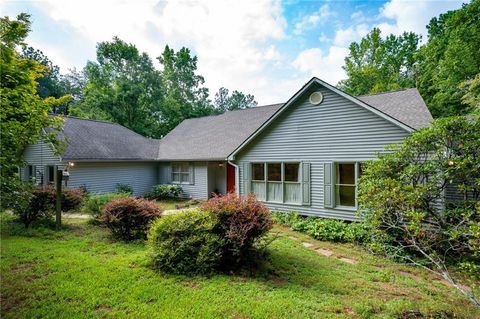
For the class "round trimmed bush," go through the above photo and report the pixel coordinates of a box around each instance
[148,210,224,275]
[201,193,273,266]
[101,197,162,241]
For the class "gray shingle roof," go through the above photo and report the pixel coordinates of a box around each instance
[58,117,160,160]
[357,88,433,130]
[156,104,283,160]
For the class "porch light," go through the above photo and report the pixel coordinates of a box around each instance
[218,163,225,167]
[68,162,75,167]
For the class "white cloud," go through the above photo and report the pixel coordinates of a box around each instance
[292,46,349,85]
[294,4,333,35]
[378,0,464,39]
[16,0,288,104]
[333,24,369,47]
[318,32,330,43]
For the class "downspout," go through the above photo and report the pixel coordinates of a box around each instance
[227,160,240,196]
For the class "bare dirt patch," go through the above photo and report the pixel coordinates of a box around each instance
[316,248,333,257]
[10,263,34,273]
[302,242,314,248]
[339,257,358,265]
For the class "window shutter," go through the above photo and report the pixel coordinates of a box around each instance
[323,163,333,208]
[302,163,311,205]
[32,165,37,182]
[165,164,172,184]
[243,162,251,195]
[189,162,195,185]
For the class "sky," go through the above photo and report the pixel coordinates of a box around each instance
[1,0,466,104]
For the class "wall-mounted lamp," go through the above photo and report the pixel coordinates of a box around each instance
[68,162,75,167]
[218,163,225,168]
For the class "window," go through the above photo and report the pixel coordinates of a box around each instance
[172,162,192,184]
[251,162,302,204]
[252,163,265,181]
[26,165,34,181]
[335,163,357,207]
[47,165,55,184]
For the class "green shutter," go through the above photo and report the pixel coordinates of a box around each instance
[243,162,251,195]
[323,163,333,208]
[189,162,195,185]
[302,162,311,205]
[165,163,172,184]
[32,165,37,182]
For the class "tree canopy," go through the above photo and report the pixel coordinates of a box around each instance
[0,14,66,181]
[213,87,257,113]
[338,28,420,96]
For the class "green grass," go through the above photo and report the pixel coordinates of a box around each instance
[154,198,191,211]
[1,214,479,319]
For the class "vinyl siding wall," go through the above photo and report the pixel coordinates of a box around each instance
[158,162,209,199]
[67,162,158,195]
[20,139,62,184]
[235,84,411,220]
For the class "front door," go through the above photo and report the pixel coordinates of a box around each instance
[226,163,236,193]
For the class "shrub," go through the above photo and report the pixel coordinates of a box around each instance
[201,193,273,267]
[61,187,85,211]
[144,184,183,200]
[115,183,133,194]
[30,185,85,212]
[1,178,38,228]
[101,197,162,241]
[82,192,130,219]
[148,210,224,275]
[272,212,371,244]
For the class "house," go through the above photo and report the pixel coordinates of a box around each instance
[20,77,434,220]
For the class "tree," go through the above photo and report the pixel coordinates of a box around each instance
[338,28,420,96]
[0,14,66,206]
[70,37,164,138]
[157,46,215,135]
[460,73,480,113]
[358,116,480,306]
[416,0,480,117]
[213,87,257,113]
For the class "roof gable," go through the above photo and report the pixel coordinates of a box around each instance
[227,77,426,159]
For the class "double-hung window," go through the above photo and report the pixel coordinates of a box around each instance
[250,162,302,204]
[334,162,362,208]
[172,162,191,184]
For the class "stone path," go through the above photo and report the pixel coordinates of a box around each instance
[289,236,358,265]
[62,213,92,219]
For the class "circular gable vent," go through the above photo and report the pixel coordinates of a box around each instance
[309,91,324,105]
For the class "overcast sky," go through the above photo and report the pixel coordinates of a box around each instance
[2,0,465,104]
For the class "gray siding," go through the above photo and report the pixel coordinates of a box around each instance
[20,139,62,184]
[68,162,158,195]
[158,161,209,199]
[235,84,410,220]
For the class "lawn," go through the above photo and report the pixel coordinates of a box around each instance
[1,214,479,319]
[154,198,195,211]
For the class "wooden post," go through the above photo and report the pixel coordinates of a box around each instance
[55,169,62,229]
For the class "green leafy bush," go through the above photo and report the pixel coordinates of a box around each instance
[144,184,183,200]
[201,193,273,267]
[272,212,371,244]
[1,178,38,227]
[101,197,162,241]
[148,210,224,275]
[82,192,130,219]
[31,185,85,213]
[115,183,133,194]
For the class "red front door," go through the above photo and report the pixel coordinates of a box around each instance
[226,163,236,193]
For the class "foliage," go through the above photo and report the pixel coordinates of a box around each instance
[31,185,85,213]
[0,14,66,197]
[156,45,215,135]
[101,197,162,241]
[115,183,133,195]
[460,73,480,112]
[0,178,37,227]
[213,87,257,113]
[358,116,480,306]
[148,210,224,275]
[273,212,371,244]
[81,192,130,219]
[338,28,420,96]
[70,37,164,138]
[416,0,480,117]
[144,184,183,200]
[201,193,274,267]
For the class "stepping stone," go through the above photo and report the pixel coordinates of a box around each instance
[339,257,358,264]
[288,236,299,241]
[316,248,333,257]
[302,242,314,248]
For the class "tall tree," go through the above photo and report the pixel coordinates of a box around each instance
[338,28,420,96]
[70,37,164,138]
[416,0,480,117]
[157,46,214,135]
[0,14,66,181]
[213,87,257,113]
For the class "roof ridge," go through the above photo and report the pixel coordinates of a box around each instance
[356,87,416,98]
[56,114,117,125]
[179,103,285,122]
